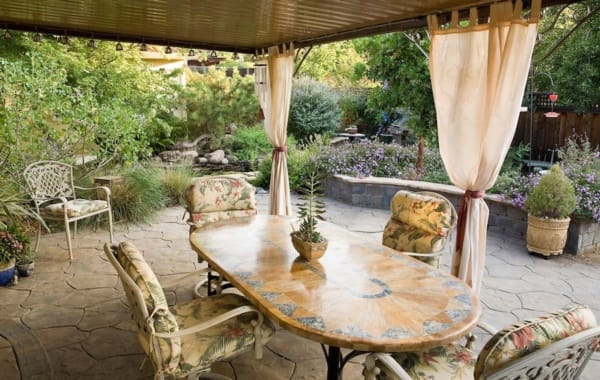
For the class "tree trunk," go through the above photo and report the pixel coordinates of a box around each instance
[416,137,424,177]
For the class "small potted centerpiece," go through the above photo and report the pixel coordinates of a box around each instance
[525,164,577,256]
[291,167,328,261]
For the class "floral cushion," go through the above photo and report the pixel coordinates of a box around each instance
[382,218,447,254]
[171,293,276,376]
[185,177,257,229]
[116,242,181,374]
[389,191,452,237]
[380,343,475,380]
[188,209,257,230]
[474,304,598,378]
[41,199,108,218]
[185,177,256,213]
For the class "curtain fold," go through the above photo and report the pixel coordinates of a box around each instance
[258,44,294,216]
[428,0,540,294]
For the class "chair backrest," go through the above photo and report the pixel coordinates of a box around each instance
[476,304,600,379]
[382,190,457,254]
[185,176,257,230]
[23,161,75,206]
[103,242,181,375]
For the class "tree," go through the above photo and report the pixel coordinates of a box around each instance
[534,0,600,110]
[294,41,368,88]
[0,32,181,179]
[354,31,436,176]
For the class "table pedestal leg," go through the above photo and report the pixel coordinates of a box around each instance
[325,346,342,380]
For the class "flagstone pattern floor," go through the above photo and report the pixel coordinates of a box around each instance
[0,193,599,379]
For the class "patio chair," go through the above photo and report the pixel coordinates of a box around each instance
[363,304,600,380]
[382,190,457,268]
[104,241,275,379]
[23,160,113,260]
[184,176,257,295]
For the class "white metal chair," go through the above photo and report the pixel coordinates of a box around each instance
[23,160,113,260]
[364,305,600,380]
[104,242,274,379]
[382,190,457,268]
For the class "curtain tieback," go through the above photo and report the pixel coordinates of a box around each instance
[272,146,287,160]
[455,190,486,254]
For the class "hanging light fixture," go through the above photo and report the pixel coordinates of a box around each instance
[115,41,123,51]
[3,29,11,39]
[140,42,148,52]
[59,34,70,45]
[209,49,218,58]
[232,51,239,60]
[165,45,173,54]
[188,48,196,57]
[33,32,42,42]
[87,38,97,49]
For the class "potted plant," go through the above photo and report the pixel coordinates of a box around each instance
[291,166,328,261]
[525,164,577,256]
[16,246,35,277]
[0,225,27,285]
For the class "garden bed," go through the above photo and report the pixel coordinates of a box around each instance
[325,174,600,255]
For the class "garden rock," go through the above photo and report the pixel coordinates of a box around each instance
[197,157,208,164]
[206,150,225,163]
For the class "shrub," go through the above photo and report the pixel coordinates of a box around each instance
[159,166,195,207]
[288,77,341,144]
[525,165,577,219]
[252,139,313,192]
[338,88,379,132]
[111,166,166,223]
[226,124,272,166]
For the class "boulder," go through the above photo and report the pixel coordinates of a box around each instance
[206,150,225,163]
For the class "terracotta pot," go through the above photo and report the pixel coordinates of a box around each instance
[290,232,328,261]
[526,215,571,256]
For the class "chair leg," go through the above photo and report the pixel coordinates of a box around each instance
[64,218,73,260]
[73,220,78,240]
[107,209,114,243]
[34,220,42,253]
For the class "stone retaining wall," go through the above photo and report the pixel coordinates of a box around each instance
[325,175,599,255]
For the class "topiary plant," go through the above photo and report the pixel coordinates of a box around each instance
[525,164,577,219]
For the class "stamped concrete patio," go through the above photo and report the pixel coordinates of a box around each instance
[1,193,599,379]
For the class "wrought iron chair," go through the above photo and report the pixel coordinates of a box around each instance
[184,176,257,295]
[382,190,457,268]
[104,241,275,379]
[363,304,600,380]
[23,160,113,260]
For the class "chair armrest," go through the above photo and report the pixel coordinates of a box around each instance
[364,353,413,380]
[394,250,444,258]
[159,267,211,289]
[153,304,264,338]
[74,185,111,199]
[478,321,498,335]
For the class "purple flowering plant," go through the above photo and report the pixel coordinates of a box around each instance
[500,137,600,223]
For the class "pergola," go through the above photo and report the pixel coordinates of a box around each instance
[0,0,570,53]
[0,0,577,293]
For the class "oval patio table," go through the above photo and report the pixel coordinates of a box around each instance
[189,215,481,380]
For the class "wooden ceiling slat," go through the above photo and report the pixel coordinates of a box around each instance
[0,0,576,52]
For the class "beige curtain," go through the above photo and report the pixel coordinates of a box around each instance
[256,44,294,215]
[428,0,540,294]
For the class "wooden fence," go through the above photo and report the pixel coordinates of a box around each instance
[512,109,600,162]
